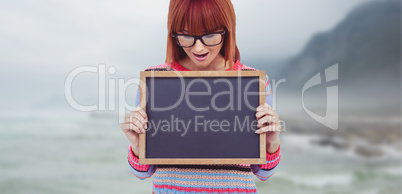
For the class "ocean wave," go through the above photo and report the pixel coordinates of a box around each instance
[275,171,354,188]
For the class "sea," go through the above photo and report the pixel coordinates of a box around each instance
[1,111,401,194]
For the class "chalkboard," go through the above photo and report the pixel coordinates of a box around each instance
[139,71,266,164]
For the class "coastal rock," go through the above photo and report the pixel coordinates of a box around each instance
[354,145,384,158]
[310,137,350,150]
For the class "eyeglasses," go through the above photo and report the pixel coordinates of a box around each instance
[172,31,226,48]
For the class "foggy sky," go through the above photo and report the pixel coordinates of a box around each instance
[0,0,372,112]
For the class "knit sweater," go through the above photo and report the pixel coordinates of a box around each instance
[128,60,281,194]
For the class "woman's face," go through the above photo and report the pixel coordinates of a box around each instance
[180,28,225,70]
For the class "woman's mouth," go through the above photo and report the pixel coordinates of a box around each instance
[193,52,209,61]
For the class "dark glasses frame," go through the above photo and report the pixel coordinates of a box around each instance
[172,31,226,48]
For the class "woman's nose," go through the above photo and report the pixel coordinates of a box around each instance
[193,39,205,52]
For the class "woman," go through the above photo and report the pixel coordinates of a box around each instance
[121,0,281,193]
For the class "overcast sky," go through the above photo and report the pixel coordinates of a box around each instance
[0,0,372,112]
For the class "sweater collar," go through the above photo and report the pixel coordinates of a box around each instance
[170,60,242,71]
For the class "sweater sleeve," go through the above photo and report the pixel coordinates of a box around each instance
[127,145,156,180]
[127,87,157,180]
[251,73,281,181]
[251,146,281,181]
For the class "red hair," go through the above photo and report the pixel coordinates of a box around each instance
[165,0,240,70]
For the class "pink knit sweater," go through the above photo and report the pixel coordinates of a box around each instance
[128,60,280,193]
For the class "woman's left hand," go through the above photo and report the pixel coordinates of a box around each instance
[255,103,281,154]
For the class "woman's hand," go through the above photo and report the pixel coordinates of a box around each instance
[121,107,148,157]
[255,103,281,154]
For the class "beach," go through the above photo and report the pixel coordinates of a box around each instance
[1,112,401,194]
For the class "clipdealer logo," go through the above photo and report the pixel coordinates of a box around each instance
[63,64,281,124]
[302,63,339,130]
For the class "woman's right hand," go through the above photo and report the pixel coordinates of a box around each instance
[121,107,148,157]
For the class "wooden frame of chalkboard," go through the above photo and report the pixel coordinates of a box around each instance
[139,71,266,164]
